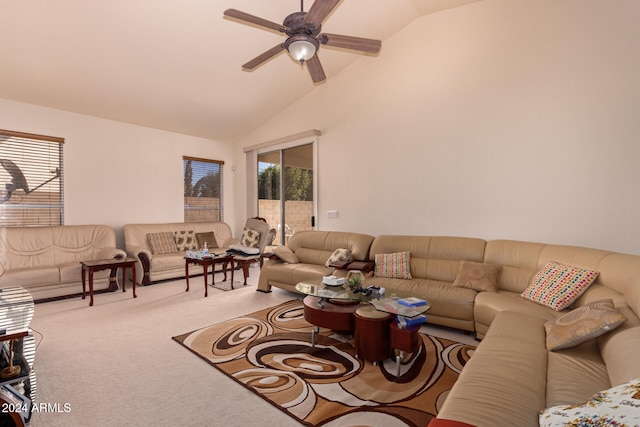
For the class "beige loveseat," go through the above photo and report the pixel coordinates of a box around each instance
[123,222,237,285]
[0,225,126,301]
[259,231,640,427]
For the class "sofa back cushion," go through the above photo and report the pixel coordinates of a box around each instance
[484,240,640,318]
[287,231,374,265]
[369,235,486,282]
[0,225,117,270]
[124,222,233,253]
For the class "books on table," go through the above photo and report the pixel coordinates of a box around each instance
[397,297,428,308]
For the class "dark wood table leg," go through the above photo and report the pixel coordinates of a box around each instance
[203,260,209,297]
[89,268,94,306]
[132,263,137,298]
[185,259,190,292]
[81,264,87,300]
[230,258,235,289]
[122,266,126,293]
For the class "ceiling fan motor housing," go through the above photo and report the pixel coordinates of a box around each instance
[283,12,321,37]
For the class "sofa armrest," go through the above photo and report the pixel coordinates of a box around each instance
[96,248,127,261]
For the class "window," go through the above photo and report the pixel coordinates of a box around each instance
[0,129,64,227]
[183,156,224,222]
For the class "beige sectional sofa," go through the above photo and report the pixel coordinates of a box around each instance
[123,222,237,285]
[259,231,640,427]
[0,225,126,301]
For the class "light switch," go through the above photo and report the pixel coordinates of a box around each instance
[327,210,339,219]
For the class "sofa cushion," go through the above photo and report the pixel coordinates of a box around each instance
[147,232,178,254]
[240,228,260,248]
[174,230,197,251]
[539,377,640,427]
[195,231,219,249]
[544,299,626,351]
[374,251,412,279]
[521,261,599,311]
[453,261,501,292]
[324,248,352,267]
[273,246,299,264]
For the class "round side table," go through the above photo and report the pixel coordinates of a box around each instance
[354,305,392,364]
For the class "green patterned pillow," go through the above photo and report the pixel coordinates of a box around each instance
[521,261,599,311]
[147,232,178,254]
[544,299,626,351]
[374,251,412,279]
[174,230,197,251]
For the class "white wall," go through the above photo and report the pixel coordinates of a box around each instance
[0,99,235,247]
[234,0,640,255]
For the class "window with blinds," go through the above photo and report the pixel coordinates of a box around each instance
[183,156,224,222]
[0,129,64,227]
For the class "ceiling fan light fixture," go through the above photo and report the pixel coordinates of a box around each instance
[285,35,319,63]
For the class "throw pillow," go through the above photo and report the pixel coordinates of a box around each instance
[273,246,299,264]
[539,377,640,427]
[521,261,599,311]
[241,228,261,248]
[374,251,412,279]
[195,232,218,250]
[174,230,197,251]
[325,248,353,268]
[453,261,501,292]
[544,299,626,351]
[147,232,178,254]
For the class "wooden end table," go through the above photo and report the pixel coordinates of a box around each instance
[81,257,137,306]
[184,255,234,297]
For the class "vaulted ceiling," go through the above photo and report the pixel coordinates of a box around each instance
[0,0,481,141]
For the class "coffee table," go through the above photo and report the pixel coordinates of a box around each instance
[184,254,234,297]
[295,279,363,347]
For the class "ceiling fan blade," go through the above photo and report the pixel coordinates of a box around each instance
[306,55,326,83]
[319,33,381,54]
[224,9,287,33]
[242,44,285,70]
[303,0,341,27]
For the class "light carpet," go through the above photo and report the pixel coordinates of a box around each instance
[173,299,475,427]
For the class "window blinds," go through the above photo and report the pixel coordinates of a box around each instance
[0,129,64,227]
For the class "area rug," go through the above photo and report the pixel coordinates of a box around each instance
[172,299,475,427]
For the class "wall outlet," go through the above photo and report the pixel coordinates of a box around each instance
[327,210,339,219]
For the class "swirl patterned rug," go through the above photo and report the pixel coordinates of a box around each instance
[172,299,475,427]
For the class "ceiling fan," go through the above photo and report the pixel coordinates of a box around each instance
[224,0,382,83]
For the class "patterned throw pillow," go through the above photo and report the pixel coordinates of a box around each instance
[544,299,626,351]
[374,252,412,279]
[453,261,501,292]
[241,228,260,248]
[174,230,197,251]
[521,261,599,311]
[147,232,178,254]
[539,378,640,427]
[325,248,353,267]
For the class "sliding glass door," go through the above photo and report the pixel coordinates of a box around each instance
[257,143,314,245]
